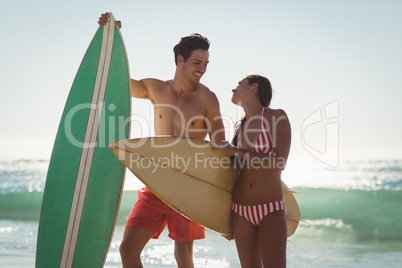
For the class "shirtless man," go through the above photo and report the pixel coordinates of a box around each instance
[98,13,225,268]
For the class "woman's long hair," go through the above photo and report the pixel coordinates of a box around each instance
[231,74,273,146]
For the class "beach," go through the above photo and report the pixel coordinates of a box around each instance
[1,157,402,267]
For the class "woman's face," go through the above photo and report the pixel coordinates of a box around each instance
[231,78,251,105]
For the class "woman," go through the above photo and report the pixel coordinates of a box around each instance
[216,74,291,267]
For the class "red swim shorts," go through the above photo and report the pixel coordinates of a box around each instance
[126,187,205,242]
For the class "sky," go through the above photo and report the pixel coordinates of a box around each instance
[1,0,402,165]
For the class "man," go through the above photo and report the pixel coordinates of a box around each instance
[98,13,225,268]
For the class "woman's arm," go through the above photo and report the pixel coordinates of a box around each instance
[212,109,291,170]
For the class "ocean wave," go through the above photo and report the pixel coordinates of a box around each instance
[294,187,402,241]
[302,218,352,229]
[0,165,46,195]
[1,158,401,241]
[285,159,402,190]
[0,191,138,224]
[1,188,401,242]
[1,158,402,194]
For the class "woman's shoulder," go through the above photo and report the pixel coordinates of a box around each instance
[265,108,288,119]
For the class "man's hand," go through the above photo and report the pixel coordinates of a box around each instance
[211,141,239,156]
[98,12,122,29]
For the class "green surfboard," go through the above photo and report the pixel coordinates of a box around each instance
[36,13,130,267]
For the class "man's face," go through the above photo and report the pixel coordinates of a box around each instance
[181,49,209,84]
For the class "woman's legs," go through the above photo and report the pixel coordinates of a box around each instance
[232,212,262,268]
[232,208,287,268]
[258,210,287,268]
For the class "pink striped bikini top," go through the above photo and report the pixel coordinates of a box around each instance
[237,107,273,154]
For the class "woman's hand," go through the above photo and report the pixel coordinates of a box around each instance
[222,233,234,241]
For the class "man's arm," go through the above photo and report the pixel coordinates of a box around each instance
[205,92,225,142]
[130,79,150,99]
[97,13,156,102]
[131,78,166,103]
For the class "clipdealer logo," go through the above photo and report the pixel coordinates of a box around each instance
[301,100,339,167]
[128,151,286,173]
[128,152,234,174]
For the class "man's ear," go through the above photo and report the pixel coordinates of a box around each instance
[177,55,184,65]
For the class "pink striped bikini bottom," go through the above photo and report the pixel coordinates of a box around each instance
[232,200,285,226]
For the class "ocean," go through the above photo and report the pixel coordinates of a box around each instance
[1,157,402,267]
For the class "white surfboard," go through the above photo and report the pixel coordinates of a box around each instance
[109,136,300,236]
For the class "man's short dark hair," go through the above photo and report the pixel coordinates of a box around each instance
[173,33,210,65]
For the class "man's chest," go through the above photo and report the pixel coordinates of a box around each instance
[153,92,206,122]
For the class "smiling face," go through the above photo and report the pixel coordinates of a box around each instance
[231,78,252,105]
[180,49,209,84]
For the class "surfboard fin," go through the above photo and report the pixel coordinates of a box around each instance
[283,189,304,194]
[286,217,300,223]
